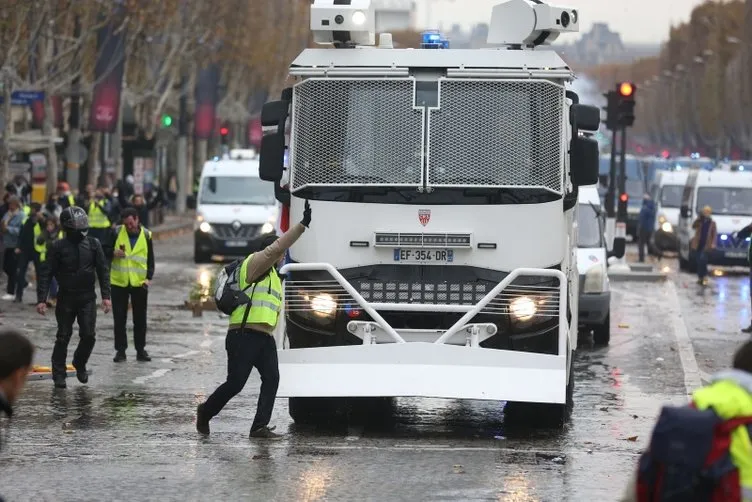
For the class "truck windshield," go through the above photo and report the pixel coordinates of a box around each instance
[577,204,602,248]
[696,187,752,216]
[660,185,683,208]
[199,176,275,206]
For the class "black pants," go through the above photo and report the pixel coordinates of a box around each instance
[202,329,280,431]
[15,252,40,301]
[51,298,97,379]
[111,285,148,352]
[638,229,652,262]
[2,249,17,295]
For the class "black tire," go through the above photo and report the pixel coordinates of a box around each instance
[194,244,211,264]
[289,397,394,427]
[679,255,689,272]
[593,314,611,345]
[504,357,575,428]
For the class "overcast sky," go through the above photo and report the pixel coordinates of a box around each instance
[415,0,710,44]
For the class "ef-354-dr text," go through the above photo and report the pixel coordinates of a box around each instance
[393,249,454,263]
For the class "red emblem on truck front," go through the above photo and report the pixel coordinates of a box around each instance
[418,209,431,226]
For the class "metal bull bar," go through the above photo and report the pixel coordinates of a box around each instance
[279,263,568,356]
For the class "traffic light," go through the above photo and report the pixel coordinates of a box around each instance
[618,192,629,218]
[616,82,636,127]
[220,125,229,145]
[603,90,618,131]
[161,114,173,127]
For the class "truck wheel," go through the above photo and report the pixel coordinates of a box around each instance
[289,397,345,425]
[504,356,574,428]
[593,314,610,345]
[289,397,394,427]
[194,245,211,264]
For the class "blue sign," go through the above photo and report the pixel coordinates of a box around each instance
[0,91,46,106]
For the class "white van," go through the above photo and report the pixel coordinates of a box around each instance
[649,170,688,252]
[677,169,752,270]
[194,150,278,263]
[576,186,612,345]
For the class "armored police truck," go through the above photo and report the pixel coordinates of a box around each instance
[259,0,601,427]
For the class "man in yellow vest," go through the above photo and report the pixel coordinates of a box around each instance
[14,203,42,303]
[104,207,155,363]
[86,188,111,243]
[620,340,752,501]
[196,200,312,439]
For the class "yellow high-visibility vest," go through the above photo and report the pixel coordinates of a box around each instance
[228,254,282,328]
[693,372,752,501]
[36,227,63,263]
[88,201,110,228]
[21,205,30,223]
[110,225,152,287]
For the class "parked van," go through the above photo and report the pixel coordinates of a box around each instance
[577,185,614,345]
[677,169,752,270]
[193,149,277,263]
[649,170,688,252]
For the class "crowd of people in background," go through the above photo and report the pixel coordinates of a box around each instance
[0,174,165,315]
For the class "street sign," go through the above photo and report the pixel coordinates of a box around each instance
[0,91,46,106]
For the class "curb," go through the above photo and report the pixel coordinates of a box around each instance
[609,271,667,283]
[151,222,193,241]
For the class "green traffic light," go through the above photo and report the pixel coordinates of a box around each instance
[161,115,173,127]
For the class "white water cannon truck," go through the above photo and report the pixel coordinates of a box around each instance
[258,0,601,427]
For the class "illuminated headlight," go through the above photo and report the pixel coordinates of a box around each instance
[583,264,605,294]
[199,221,211,233]
[509,296,536,321]
[310,293,336,316]
[351,11,367,25]
[261,222,274,234]
[661,221,673,233]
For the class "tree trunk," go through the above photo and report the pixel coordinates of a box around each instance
[87,132,101,190]
[43,95,59,198]
[0,75,11,189]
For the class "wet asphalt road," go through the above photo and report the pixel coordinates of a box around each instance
[0,238,749,501]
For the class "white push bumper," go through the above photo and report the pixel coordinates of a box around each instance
[277,263,571,404]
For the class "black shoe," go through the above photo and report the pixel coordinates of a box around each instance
[743,325,752,334]
[136,351,151,362]
[53,378,67,389]
[72,363,88,384]
[249,426,283,440]
[113,351,127,363]
[196,404,210,435]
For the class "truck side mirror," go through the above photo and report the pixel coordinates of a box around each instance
[571,136,599,186]
[680,205,691,218]
[608,237,626,259]
[261,100,289,127]
[259,132,285,182]
[572,104,600,132]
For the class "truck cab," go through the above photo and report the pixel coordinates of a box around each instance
[259,0,601,427]
[193,150,277,263]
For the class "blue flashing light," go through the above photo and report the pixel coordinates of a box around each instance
[421,30,448,49]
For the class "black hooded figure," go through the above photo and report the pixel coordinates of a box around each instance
[36,206,112,388]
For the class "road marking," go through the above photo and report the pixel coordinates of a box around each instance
[664,280,703,398]
[132,369,171,384]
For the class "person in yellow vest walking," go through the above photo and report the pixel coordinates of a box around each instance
[103,207,154,363]
[86,188,111,243]
[35,216,63,305]
[14,203,43,303]
[196,200,312,439]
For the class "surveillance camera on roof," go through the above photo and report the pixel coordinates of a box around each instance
[487,0,580,47]
[311,0,376,47]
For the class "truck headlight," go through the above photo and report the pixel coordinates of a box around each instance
[199,221,211,233]
[310,293,336,316]
[661,221,673,233]
[352,10,367,25]
[509,296,537,321]
[261,222,274,234]
[583,264,605,293]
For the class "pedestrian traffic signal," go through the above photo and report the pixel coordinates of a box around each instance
[603,90,618,131]
[616,82,636,127]
[220,126,229,145]
[161,114,173,127]
[619,193,628,203]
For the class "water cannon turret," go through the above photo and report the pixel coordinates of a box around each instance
[311,0,376,48]
[487,0,580,47]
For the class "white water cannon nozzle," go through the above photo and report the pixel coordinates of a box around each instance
[311,0,376,47]
[487,0,580,47]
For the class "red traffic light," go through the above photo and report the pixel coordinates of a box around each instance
[220,127,229,136]
[619,82,634,97]
[619,193,629,203]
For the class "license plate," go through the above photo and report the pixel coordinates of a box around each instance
[393,249,454,263]
[725,251,746,258]
[225,240,248,248]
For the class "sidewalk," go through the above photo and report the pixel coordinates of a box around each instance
[150,211,195,240]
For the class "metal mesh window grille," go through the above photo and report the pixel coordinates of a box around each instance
[290,78,425,190]
[427,79,564,192]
